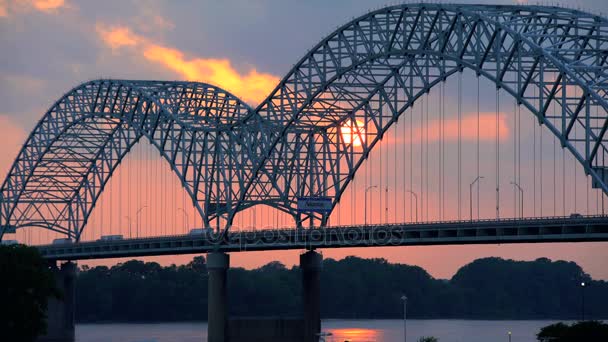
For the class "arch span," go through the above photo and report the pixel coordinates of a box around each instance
[244,3,608,225]
[0,80,259,239]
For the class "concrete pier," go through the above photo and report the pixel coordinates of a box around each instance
[207,252,230,342]
[38,261,76,342]
[300,250,322,342]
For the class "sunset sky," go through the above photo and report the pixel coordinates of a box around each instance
[2,0,608,281]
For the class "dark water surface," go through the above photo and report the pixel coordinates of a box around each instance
[76,319,570,341]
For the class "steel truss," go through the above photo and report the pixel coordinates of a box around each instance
[2,4,608,239]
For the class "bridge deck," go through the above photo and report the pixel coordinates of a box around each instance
[35,216,608,260]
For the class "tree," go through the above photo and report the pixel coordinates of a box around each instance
[0,244,59,341]
[418,337,439,342]
[537,321,608,341]
[537,322,569,341]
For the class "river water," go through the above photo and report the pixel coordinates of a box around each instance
[76,319,570,341]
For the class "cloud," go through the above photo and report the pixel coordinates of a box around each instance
[95,24,279,105]
[30,0,64,12]
[143,45,279,105]
[0,0,66,16]
[96,24,141,50]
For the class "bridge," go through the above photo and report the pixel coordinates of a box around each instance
[36,216,608,260]
[2,3,608,342]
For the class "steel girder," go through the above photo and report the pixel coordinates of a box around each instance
[2,4,608,238]
[244,4,608,226]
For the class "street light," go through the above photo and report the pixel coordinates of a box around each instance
[364,185,378,225]
[469,176,484,221]
[510,181,524,219]
[401,295,407,342]
[135,205,148,238]
[405,190,418,223]
[508,331,512,342]
[385,186,389,224]
[581,281,586,321]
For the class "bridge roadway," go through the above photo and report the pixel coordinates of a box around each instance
[36,215,608,260]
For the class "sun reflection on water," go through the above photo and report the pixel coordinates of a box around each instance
[326,327,380,342]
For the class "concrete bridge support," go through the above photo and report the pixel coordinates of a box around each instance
[301,250,322,342]
[208,252,229,342]
[38,261,76,342]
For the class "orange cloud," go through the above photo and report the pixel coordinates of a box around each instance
[96,24,279,105]
[143,46,278,105]
[96,24,141,50]
[30,0,64,12]
[0,0,65,16]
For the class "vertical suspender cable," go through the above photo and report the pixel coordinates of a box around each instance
[514,100,517,218]
[394,113,398,223]
[553,103,557,216]
[420,94,424,221]
[440,80,444,219]
[540,113,544,217]
[441,82,446,219]
[496,87,500,219]
[410,105,414,222]
[380,129,383,225]
[426,91,429,221]
[563,135,566,215]
[403,102,407,222]
[533,88,537,217]
[458,72,462,220]
[477,76,481,219]
[518,99,522,217]
[119,135,122,237]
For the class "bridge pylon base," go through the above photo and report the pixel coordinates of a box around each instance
[301,250,322,342]
[38,261,76,342]
[208,252,229,342]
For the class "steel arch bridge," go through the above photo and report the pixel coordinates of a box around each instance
[2,3,608,241]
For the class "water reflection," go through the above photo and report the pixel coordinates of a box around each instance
[326,327,381,342]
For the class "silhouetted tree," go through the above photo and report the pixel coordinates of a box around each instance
[537,321,608,341]
[418,337,439,342]
[0,244,59,341]
[74,256,608,322]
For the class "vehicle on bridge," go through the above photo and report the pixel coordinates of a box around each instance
[189,228,213,235]
[99,235,124,241]
[52,238,73,245]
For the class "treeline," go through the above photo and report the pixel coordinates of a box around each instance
[75,256,608,322]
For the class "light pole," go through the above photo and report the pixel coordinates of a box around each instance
[581,281,586,321]
[177,207,189,232]
[364,185,377,225]
[508,331,512,342]
[135,205,148,238]
[510,181,524,219]
[401,295,407,342]
[124,215,132,238]
[405,190,418,223]
[470,176,484,221]
[385,186,389,224]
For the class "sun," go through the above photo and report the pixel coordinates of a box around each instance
[341,119,365,147]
